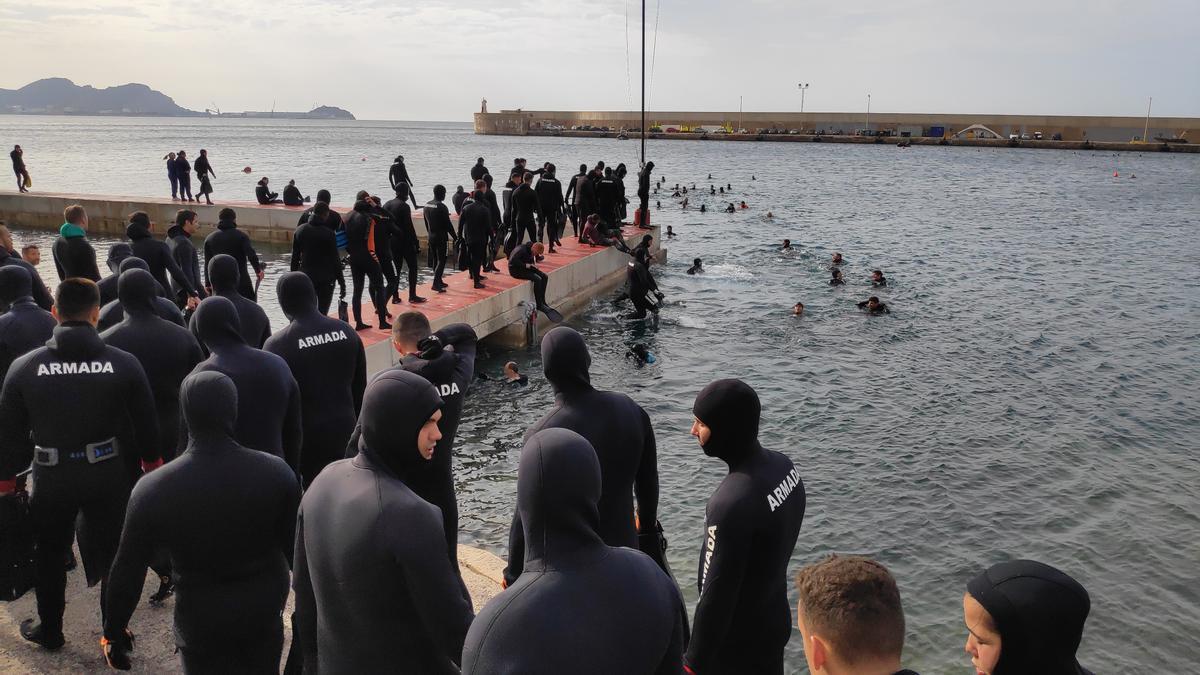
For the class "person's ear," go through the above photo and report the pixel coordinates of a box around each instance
[809,633,829,672]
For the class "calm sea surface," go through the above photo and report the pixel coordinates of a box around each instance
[4,117,1199,672]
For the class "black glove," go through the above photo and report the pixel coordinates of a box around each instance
[102,629,134,670]
[416,334,444,360]
[637,522,670,574]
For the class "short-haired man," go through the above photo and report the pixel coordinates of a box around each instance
[167,209,206,307]
[0,278,161,649]
[21,244,39,266]
[502,361,527,385]
[52,204,101,282]
[795,556,918,675]
[203,208,263,301]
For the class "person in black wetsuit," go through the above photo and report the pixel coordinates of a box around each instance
[166,210,207,306]
[203,208,263,301]
[97,257,184,332]
[830,268,845,285]
[293,369,474,673]
[451,185,467,214]
[0,240,52,311]
[423,184,456,294]
[464,427,684,674]
[52,204,101,282]
[125,211,200,311]
[458,185,492,288]
[0,267,56,380]
[297,190,348,306]
[197,254,271,348]
[189,296,302,475]
[627,257,662,319]
[470,156,489,182]
[383,183,426,304]
[345,196,392,330]
[97,243,133,306]
[507,172,539,253]
[103,268,203,463]
[175,151,194,202]
[388,155,420,210]
[509,242,558,317]
[535,163,564,250]
[255,177,281,205]
[290,202,342,315]
[563,163,586,235]
[685,378,805,675]
[282,180,307,206]
[795,555,919,675]
[871,270,887,287]
[475,176,503,272]
[596,167,621,230]
[265,272,366,488]
[687,258,703,275]
[12,144,29,192]
[637,161,655,227]
[101,371,300,672]
[857,296,890,314]
[0,278,160,650]
[503,325,661,584]
[964,560,1093,675]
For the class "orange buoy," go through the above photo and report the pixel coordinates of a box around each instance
[243,166,252,174]
[1113,171,1119,177]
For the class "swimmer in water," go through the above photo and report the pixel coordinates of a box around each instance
[871,270,887,287]
[831,252,844,265]
[682,198,689,210]
[830,269,845,285]
[719,187,725,195]
[792,302,804,316]
[626,343,656,365]
[766,211,773,219]
[671,190,681,198]
[503,361,528,386]
[752,175,756,180]
[782,239,792,250]
[725,203,736,213]
[710,186,716,195]
[682,186,688,194]
[739,201,747,209]
[686,258,703,275]
[656,200,661,209]
[857,296,890,313]
[700,204,707,213]
[726,183,731,190]
[666,226,675,238]
[707,173,712,179]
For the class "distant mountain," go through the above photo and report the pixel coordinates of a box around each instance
[0,78,200,116]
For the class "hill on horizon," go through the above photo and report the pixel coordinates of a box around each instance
[0,77,199,115]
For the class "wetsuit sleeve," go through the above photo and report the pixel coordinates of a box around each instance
[635,407,659,533]
[659,593,686,675]
[352,340,366,415]
[502,510,525,586]
[103,484,157,640]
[392,507,474,666]
[84,240,102,281]
[31,271,53,311]
[125,359,161,463]
[278,473,301,568]
[242,234,262,274]
[436,323,477,386]
[162,245,197,296]
[0,368,32,478]
[290,228,303,272]
[292,507,319,669]
[202,239,212,289]
[685,500,754,673]
[282,377,303,475]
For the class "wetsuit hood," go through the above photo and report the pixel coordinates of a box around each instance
[217,219,237,231]
[118,256,150,275]
[193,296,245,352]
[276,271,319,319]
[116,268,159,317]
[540,326,592,395]
[0,265,34,305]
[207,254,240,294]
[967,560,1091,675]
[693,378,762,465]
[352,199,373,213]
[125,213,152,240]
[180,370,239,443]
[107,243,133,273]
[47,322,106,360]
[517,428,604,570]
[166,223,187,239]
[358,369,443,483]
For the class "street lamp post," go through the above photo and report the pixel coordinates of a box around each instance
[866,93,871,134]
[797,83,809,114]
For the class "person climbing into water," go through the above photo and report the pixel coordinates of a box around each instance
[858,296,890,314]
[581,214,630,251]
[964,560,1094,675]
[687,258,703,275]
[830,268,845,286]
[256,177,281,205]
[685,378,806,675]
[388,155,420,210]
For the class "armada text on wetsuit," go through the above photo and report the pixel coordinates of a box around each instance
[265,272,366,488]
[685,379,805,675]
[293,369,473,674]
[464,428,684,675]
[103,371,300,672]
[504,326,659,585]
[189,296,302,474]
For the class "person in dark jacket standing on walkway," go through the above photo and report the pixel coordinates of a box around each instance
[266,272,365,488]
[290,202,342,315]
[166,209,206,307]
[192,149,215,184]
[507,172,539,253]
[504,325,661,585]
[164,151,178,200]
[197,254,270,348]
[294,369,473,674]
[0,278,161,651]
[470,157,489,182]
[12,144,30,193]
[457,186,491,288]
[423,185,456,294]
[464,428,684,675]
[685,378,806,675]
[101,371,300,672]
[535,164,564,251]
[174,151,193,202]
[52,204,101,282]
[388,155,420,210]
[203,208,263,301]
[383,183,426,303]
[125,211,199,311]
[0,242,52,311]
[189,296,302,475]
[0,266,55,380]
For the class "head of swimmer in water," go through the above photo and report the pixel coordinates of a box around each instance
[832,252,844,264]
[503,361,521,381]
[692,258,702,269]
[666,226,673,233]
[872,270,884,282]
[866,296,881,310]
[832,269,843,281]
[783,239,791,249]
[793,302,804,316]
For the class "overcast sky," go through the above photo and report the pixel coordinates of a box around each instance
[3,0,1197,120]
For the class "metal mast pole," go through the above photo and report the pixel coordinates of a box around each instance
[641,0,646,166]
[1143,96,1152,143]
